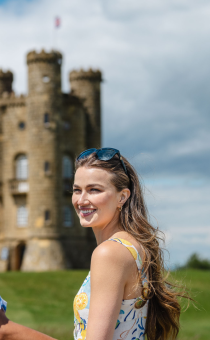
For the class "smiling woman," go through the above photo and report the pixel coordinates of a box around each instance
[71,147,190,340]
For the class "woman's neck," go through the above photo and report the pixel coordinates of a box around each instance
[92,217,122,245]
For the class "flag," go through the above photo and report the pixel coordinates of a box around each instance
[55,17,61,28]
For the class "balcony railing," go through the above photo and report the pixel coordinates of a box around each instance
[9,179,29,195]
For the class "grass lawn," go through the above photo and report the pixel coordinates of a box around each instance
[0,269,209,340]
[173,269,210,340]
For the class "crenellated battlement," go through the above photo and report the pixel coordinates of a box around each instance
[0,92,25,107]
[0,69,13,95]
[69,68,102,82]
[27,49,62,65]
[0,70,13,81]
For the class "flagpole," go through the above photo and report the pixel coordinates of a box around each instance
[53,17,61,51]
[53,23,55,50]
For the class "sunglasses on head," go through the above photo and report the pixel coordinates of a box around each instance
[76,148,128,176]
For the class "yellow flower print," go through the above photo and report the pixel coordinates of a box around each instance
[73,292,88,322]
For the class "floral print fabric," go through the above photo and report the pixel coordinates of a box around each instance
[0,296,7,312]
[73,238,148,340]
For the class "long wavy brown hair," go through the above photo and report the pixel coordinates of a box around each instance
[75,151,189,340]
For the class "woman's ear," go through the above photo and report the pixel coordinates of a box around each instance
[119,188,130,205]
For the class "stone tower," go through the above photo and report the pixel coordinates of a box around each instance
[0,49,102,271]
[22,50,65,270]
[69,69,102,149]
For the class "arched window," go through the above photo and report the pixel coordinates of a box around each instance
[16,155,28,180]
[17,206,28,227]
[63,206,73,227]
[44,113,50,124]
[44,161,50,174]
[62,156,73,179]
[44,210,50,222]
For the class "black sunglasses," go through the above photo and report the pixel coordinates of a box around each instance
[76,148,128,176]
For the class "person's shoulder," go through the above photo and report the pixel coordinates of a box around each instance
[91,239,133,271]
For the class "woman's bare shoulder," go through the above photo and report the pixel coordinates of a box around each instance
[91,239,133,272]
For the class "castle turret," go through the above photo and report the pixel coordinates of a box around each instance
[22,49,66,271]
[69,69,102,148]
[0,70,13,95]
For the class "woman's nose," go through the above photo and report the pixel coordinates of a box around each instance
[78,191,89,204]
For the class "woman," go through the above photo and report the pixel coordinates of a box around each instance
[72,147,184,340]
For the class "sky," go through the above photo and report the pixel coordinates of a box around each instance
[0,0,209,267]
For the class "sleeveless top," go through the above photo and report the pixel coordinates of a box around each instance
[0,296,7,312]
[73,238,148,340]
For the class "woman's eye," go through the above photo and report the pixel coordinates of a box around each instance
[90,188,100,192]
[73,189,80,193]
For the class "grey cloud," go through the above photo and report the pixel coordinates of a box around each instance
[101,0,209,21]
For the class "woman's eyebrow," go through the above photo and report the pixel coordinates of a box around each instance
[73,183,104,188]
[73,184,80,188]
[86,184,104,188]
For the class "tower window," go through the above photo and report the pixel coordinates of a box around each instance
[1,247,9,260]
[63,121,70,130]
[44,113,50,126]
[63,206,73,227]
[17,206,28,227]
[18,122,26,130]
[44,161,50,174]
[16,155,28,180]
[42,76,50,83]
[62,156,73,179]
[44,210,50,222]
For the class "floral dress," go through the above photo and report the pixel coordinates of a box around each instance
[0,296,7,312]
[73,238,148,340]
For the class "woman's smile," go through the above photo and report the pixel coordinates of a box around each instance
[79,207,97,218]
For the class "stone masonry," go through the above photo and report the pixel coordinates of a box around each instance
[0,49,102,271]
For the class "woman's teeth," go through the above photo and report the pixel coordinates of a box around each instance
[81,210,94,214]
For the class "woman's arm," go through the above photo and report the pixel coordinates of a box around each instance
[0,310,57,340]
[86,241,131,340]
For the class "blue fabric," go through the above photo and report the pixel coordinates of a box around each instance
[0,296,7,312]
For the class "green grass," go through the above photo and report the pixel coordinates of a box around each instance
[172,269,210,340]
[0,269,209,340]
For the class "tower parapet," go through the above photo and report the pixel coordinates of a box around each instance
[0,93,25,107]
[69,68,102,148]
[70,69,102,82]
[0,70,13,96]
[27,49,62,65]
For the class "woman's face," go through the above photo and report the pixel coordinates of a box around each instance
[72,166,124,229]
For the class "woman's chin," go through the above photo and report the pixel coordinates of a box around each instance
[80,218,94,228]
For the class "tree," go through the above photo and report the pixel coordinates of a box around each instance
[185,253,210,270]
